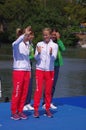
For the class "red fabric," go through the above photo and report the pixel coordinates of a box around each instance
[34,69,54,110]
[11,70,30,114]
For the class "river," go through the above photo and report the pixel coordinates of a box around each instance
[0,48,86,101]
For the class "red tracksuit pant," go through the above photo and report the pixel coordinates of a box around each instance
[11,70,30,114]
[34,69,54,111]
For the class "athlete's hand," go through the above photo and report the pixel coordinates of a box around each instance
[56,32,60,39]
[37,46,41,54]
[24,26,32,35]
[50,47,52,55]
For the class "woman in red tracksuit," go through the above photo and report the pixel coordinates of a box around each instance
[33,28,58,118]
[11,31,31,120]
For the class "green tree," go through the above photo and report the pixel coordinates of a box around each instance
[0,0,85,46]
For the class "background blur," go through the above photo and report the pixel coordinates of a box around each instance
[0,0,86,102]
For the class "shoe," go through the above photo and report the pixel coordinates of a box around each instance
[33,111,39,118]
[18,112,28,120]
[11,113,20,120]
[42,104,46,109]
[42,103,57,109]
[23,104,34,111]
[44,110,53,118]
[23,106,28,111]
[26,104,34,110]
[50,103,57,109]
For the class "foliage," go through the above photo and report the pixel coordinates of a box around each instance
[0,31,9,43]
[0,0,86,46]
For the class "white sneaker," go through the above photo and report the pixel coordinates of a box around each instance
[42,104,46,109]
[23,104,34,111]
[42,103,57,109]
[26,104,34,110]
[23,105,28,111]
[50,103,57,109]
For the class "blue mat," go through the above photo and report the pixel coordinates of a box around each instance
[0,96,86,130]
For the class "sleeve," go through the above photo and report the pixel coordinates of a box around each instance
[12,34,24,46]
[57,39,66,51]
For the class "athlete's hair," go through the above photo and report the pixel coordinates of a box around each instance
[51,28,58,33]
[16,28,23,38]
[42,28,52,34]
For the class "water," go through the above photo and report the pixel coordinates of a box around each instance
[0,48,86,101]
[54,58,86,97]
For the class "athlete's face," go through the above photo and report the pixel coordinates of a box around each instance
[51,31,57,42]
[43,31,51,43]
[24,34,30,42]
[29,33,34,42]
[25,32,34,42]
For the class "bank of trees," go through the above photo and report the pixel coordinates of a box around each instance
[0,0,86,46]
